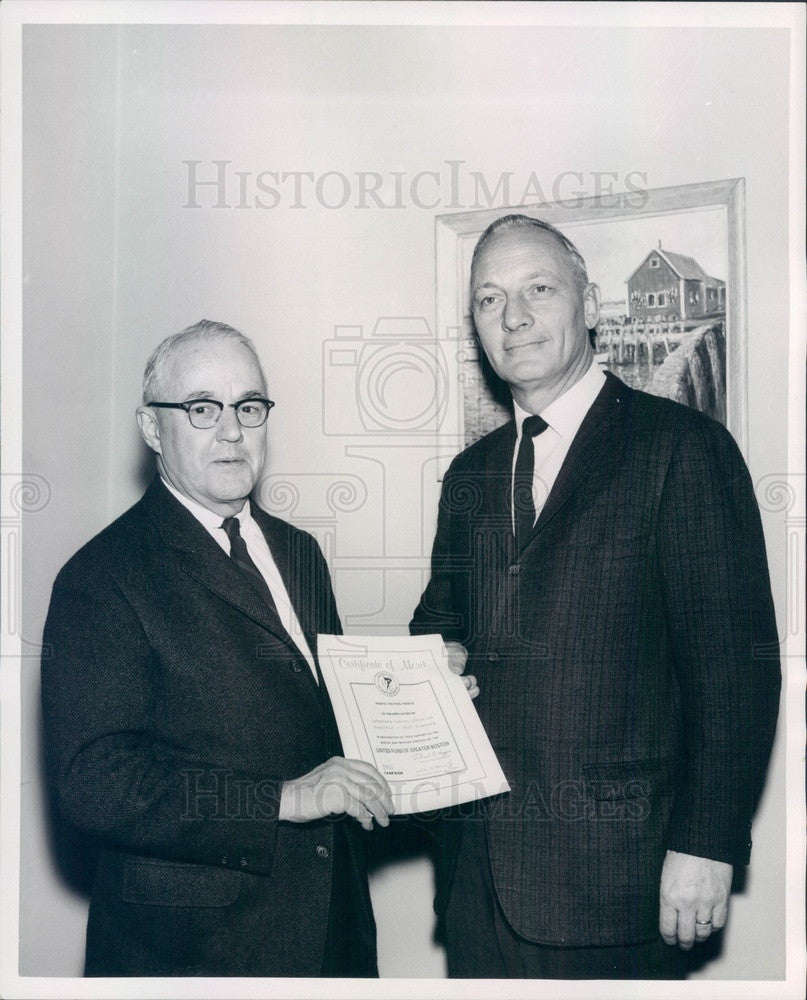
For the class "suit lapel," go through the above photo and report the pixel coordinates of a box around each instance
[523,372,628,548]
[485,421,518,526]
[143,479,300,652]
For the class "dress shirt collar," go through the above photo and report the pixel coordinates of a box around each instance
[513,361,606,441]
[160,477,250,531]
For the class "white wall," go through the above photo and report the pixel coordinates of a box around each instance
[21,25,120,978]
[21,23,792,981]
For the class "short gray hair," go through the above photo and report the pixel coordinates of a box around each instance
[142,319,266,404]
[470,214,589,290]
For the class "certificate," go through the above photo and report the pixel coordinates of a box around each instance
[316,633,510,814]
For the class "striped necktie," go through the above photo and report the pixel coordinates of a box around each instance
[221,516,278,614]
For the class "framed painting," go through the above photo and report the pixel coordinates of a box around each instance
[435,178,747,454]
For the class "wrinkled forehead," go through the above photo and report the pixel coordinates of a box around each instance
[161,338,267,397]
[472,227,578,288]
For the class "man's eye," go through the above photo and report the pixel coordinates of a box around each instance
[239,403,258,414]
[528,284,550,295]
[190,403,216,416]
[476,295,500,310]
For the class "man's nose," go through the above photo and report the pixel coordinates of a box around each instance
[216,407,244,442]
[502,295,533,333]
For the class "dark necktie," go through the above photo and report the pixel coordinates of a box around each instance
[514,414,549,550]
[221,516,279,614]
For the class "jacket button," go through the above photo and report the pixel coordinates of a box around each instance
[488,652,499,662]
[239,858,247,867]
[221,857,228,866]
[509,564,520,576]
[292,663,303,673]
[315,845,330,859]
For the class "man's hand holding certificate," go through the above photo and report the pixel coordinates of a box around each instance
[317,634,509,814]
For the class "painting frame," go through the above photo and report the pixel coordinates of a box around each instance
[434,177,747,455]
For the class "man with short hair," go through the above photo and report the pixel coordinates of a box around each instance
[42,320,393,977]
[411,216,780,979]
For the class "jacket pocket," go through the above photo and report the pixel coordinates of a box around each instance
[122,857,243,908]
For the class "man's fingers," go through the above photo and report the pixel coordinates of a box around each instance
[660,900,702,949]
[341,795,375,831]
[328,774,392,828]
[676,908,696,950]
[462,675,480,698]
[354,783,392,828]
[353,773,394,818]
[711,900,728,930]
[444,641,469,675]
[322,758,394,816]
[659,902,678,946]
[658,851,733,949]
[283,757,396,824]
[694,912,714,941]
[339,758,393,798]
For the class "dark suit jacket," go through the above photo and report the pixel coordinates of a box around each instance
[41,478,376,976]
[411,372,780,948]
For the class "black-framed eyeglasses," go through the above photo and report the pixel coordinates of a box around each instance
[146,397,275,429]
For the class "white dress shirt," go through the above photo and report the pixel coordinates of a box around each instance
[161,478,319,683]
[511,361,607,533]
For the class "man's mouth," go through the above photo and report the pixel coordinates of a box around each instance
[505,338,547,353]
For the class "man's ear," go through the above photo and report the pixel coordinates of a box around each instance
[136,406,162,455]
[583,282,601,331]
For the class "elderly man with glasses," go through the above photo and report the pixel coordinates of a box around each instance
[41,319,393,978]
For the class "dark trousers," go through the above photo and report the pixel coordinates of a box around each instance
[320,824,377,977]
[444,820,688,980]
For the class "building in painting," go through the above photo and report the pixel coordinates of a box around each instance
[626,243,725,323]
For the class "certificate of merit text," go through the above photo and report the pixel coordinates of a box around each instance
[316,633,510,814]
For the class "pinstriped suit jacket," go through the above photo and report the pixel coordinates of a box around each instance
[411,371,780,947]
